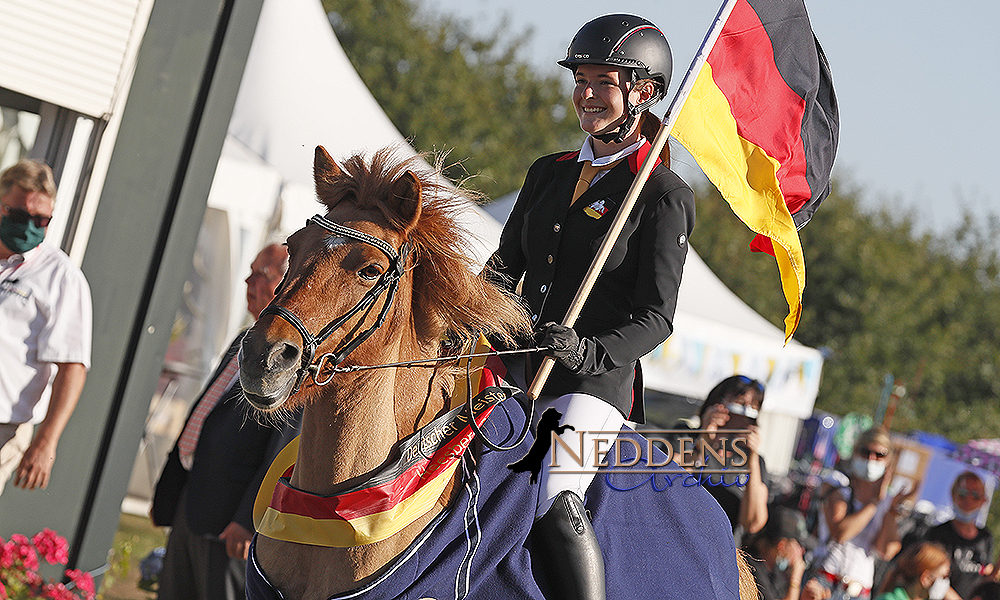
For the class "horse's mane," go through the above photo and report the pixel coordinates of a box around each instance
[316,147,531,352]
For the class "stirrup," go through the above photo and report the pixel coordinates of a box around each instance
[529,490,606,600]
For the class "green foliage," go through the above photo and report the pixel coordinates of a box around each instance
[321,0,582,200]
[98,514,165,600]
[692,178,1000,443]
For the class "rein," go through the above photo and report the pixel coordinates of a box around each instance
[262,213,539,451]
[315,346,540,453]
[260,214,411,393]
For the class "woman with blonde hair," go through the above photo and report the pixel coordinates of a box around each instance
[874,541,951,600]
[807,427,917,599]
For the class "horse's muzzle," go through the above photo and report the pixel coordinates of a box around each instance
[239,329,301,410]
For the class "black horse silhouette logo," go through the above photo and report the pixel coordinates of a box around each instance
[508,408,575,484]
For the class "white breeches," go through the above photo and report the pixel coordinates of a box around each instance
[534,392,625,518]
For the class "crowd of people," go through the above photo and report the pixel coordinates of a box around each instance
[681,375,1000,600]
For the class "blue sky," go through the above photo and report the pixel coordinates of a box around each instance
[425,0,1000,235]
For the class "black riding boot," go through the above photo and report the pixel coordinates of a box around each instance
[529,490,607,600]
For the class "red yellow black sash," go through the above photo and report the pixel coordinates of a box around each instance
[253,340,511,547]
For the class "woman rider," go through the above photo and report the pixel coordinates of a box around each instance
[486,14,695,600]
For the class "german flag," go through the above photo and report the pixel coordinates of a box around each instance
[672,0,838,340]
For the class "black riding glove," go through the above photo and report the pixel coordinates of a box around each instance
[536,322,586,372]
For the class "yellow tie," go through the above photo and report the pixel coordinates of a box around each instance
[571,159,623,205]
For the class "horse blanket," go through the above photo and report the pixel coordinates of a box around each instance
[246,394,741,600]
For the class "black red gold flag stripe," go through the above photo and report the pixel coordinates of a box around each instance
[672,0,838,340]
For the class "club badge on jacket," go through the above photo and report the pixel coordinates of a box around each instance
[584,199,609,219]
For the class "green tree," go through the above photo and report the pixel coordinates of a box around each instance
[322,0,582,200]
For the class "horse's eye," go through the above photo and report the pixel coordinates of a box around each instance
[359,264,383,281]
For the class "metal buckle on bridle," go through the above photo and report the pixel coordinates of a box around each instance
[259,214,411,393]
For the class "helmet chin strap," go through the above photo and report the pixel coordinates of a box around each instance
[592,112,637,145]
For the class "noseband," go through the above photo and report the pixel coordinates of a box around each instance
[259,214,411,393]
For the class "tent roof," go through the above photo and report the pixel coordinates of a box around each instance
[221,0,501,266]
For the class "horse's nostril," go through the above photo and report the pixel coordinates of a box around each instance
[279,343,299,365]
[266,341,300,371]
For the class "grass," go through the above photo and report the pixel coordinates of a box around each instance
[98,513,166,600]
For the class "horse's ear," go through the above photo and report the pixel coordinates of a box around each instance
[390,170,422,231]
[314,145,342,187]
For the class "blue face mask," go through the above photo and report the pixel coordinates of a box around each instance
[954,506,979,523]
[0,214,46,254]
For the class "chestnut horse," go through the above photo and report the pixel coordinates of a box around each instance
[239,146,747,600]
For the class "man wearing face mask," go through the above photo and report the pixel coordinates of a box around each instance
[918,471,994,599]
[807,427,917,599]
[0,160,92,495]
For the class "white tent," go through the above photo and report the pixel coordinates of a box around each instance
[203,0,503,341]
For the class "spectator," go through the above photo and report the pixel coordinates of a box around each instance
[808,427,916,599]
[744,505,817,600]
[919,471,994,599]
[0,159,91,494]
[677,374,770,538]
[150,243,299,600]
[873,541,950,600]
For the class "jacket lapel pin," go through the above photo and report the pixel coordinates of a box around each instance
[584,198,609,219]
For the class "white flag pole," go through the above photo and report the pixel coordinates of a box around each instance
[527,0,739,400]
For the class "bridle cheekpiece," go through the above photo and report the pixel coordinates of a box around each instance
[259,214,411,393]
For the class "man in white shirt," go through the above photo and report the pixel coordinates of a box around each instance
[0,159,92,494]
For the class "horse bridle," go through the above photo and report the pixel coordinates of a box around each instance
[259,214,411,393]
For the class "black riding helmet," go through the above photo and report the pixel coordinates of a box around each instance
[559,14,672,144]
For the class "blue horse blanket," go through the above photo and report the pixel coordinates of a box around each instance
[247,394,740,600]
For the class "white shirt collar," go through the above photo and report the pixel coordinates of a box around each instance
[579,136,646,167]
[1,242,43,267]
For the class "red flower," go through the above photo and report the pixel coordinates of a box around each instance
[65,569,95,600]
[42,582,76,600]
[0,540,13,569]
[32,530,69,566]
[1,529,92,600]
[24,569,43,587]
[9,535,39,572]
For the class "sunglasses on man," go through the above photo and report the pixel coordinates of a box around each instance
[857,446,888,460]
[1,203,52,228]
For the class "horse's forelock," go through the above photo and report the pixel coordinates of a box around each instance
[315,146,530,348]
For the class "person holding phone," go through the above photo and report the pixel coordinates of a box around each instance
[683,374,770,538]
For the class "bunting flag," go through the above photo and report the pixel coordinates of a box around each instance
[672,0,838,340]
[253,337,515,547]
